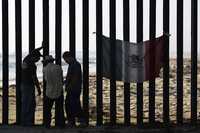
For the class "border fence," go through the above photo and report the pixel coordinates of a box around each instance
[0,0,199,127]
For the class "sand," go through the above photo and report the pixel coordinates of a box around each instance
[0,59,200,125]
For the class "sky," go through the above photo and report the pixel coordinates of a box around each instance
[0,0,199,58]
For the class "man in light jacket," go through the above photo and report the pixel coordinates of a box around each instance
[43,55,65,128]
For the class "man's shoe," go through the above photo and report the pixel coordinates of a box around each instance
[44,125,51,129]
[65,123,76,128]
[79,122,87,128]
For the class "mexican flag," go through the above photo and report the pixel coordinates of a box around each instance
[102,34,166,83]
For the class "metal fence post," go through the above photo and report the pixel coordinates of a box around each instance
[163,0,170,125]
[191,0,198,125]
[137,0,143,127]
[15,0,22,125]
[29,0,35,53]
[55,0,62,126]
[96,0,103,126]
[177,0,183,125]
[123,0,130,126]
[149,0,156,124]
[69,0,76,58]
[83,0,89,125]
[110,0,117,125]
[42,0,49,125]
[2,0,9,125]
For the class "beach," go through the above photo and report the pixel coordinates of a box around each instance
[0,59,199,125]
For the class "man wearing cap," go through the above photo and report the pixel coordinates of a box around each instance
[20,47,43,126]
[43,55,65,128]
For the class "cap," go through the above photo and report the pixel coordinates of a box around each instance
[42,55,55,63]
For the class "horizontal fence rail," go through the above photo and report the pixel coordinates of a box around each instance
[0,0,199,127]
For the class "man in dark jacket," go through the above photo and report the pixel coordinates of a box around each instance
[63,51,86,127]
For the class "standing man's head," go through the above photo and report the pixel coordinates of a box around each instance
[29,49,42,63]
[63,51,74,64]
[42,55,55,66]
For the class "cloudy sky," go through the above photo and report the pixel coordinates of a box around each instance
[0,0,199,58]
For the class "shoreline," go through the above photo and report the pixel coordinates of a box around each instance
[0,58,199,87]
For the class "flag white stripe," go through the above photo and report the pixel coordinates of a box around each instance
[102,35,164,83]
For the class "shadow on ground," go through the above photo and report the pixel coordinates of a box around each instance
[0,125,200,133]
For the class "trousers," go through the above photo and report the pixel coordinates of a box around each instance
[44,95,65,127]
[20,84,35,126]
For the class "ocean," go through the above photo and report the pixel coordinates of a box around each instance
[0,51,96,86]
[0,51,199,87]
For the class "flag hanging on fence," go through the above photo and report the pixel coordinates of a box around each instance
[102,34,166,83]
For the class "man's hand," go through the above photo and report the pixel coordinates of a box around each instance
[34,41,48,51]
[37,87,42,96]
[42,41,48,49]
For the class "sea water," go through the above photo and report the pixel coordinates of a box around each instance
[0,51,96,87]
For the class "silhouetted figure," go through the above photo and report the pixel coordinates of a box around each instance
[43,55,65,128]
[63,51,86,127]
[20,46,43,126]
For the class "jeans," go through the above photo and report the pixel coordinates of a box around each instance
[65,94,85,124]
[20,84,35,126]
[44,95,65,127]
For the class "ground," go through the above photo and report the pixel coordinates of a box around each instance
[1,125,200,133]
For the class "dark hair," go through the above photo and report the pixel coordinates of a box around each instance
[63,51,73,59]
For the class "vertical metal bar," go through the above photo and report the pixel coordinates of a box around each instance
[149,0,156,124]
[137,0,143,127]
[2,0,9,125]
[177,0,183,125]
[191,0,198,125]
[163,0,170,124]
[29,0,35,124]
[43,1,49,54]
[42,0,49,125]
[110,0,116,125]
[15,0,22,124]
[83,0,89,125]
[29,0,35,52]
[96,0,103,126]
[123,0,130,126]
[69,0,76,58]
[55,0,62,126]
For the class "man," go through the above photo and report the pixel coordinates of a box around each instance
[63,51,86,127]
[43,55,65,128]
[21,47,42,126]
